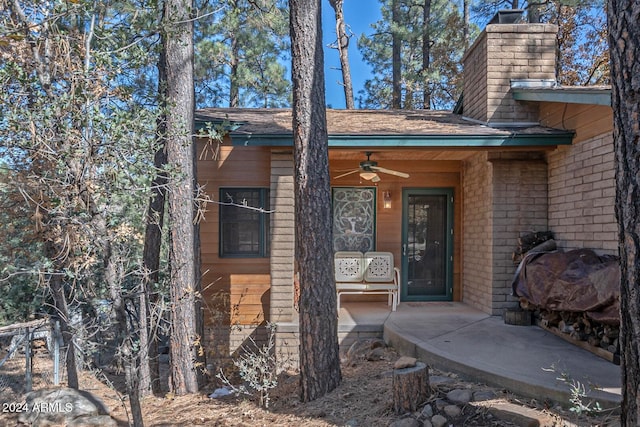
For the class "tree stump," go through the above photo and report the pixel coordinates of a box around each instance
[392,361,429,414]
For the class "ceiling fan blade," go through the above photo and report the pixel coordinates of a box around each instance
[334,169,360,179]
[371,166,410,178]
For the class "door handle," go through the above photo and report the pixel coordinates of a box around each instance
[403,244,407,257]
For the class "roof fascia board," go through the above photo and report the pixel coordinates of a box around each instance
[512,88,611,106]
[229,133,574,147]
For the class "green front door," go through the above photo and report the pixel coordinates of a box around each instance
[401,188,454,301]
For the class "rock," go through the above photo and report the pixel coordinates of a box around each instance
[347,339,386,364]
[422,420,433,427]
[473,390,497,401]
[420,404,433,418]
[390,417,420,427]
[370,338,386,349]
[18,388,112,427]
[446,388,472,404]
[434,398,448,410]
[366,347,385,361]
[344,419,358,426]
[431,414,448,427]
[394,356,417,369]
[429,375,455,387]
[443,404,462,418]
[209,386,234,398]
[473,401,558,427]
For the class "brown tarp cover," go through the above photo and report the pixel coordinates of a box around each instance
[512,249,620,325]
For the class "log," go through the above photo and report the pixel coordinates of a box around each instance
[504,309,532,326]
[513,231,555,264]
[517,231,554,247]
[536,318,620,365]
[0,318,49,338]
[392,361,429,414]
[527,239,557,254]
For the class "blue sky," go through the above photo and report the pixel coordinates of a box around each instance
[321,0,382,109]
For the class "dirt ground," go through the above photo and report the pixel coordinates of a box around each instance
[0,345,621,427]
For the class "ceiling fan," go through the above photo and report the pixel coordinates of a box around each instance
[334,152,410,182]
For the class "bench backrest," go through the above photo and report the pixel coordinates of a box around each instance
[335,251,395,283]
[334,251,364,282]
[364,251,395,282]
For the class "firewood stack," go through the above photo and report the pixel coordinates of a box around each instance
[512,231,556,265]
[523,303,621,364]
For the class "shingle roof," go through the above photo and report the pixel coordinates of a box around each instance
[194,108,574,147]
[198,108,570,135]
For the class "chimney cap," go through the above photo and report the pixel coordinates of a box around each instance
[489,9,525,24]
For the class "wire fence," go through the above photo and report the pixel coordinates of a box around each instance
[0,318,67,399]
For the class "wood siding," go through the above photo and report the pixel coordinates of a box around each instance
[539,103,613,144]
[197,140,271,326]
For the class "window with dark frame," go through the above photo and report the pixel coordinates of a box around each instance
[219,188,270,257]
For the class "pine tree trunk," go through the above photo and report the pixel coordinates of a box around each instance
[164,0,200,395]
[391,0,402,109]
[463,0,469,49]
[608,1,640,424]
[421,0,432,110]
[329,0,354,109]
[290,0,342,402]
[230,36,239,107]
[139,47,170,396]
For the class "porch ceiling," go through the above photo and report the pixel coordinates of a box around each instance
[327,147,552,161]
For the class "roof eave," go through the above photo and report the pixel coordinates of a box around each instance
[227,132,575,148]
[512,88,611,106]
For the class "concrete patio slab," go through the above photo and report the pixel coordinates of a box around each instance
[381,302,621,409]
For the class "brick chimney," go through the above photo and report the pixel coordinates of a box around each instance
[461,15,557,126]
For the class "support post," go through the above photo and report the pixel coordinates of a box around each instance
[24,327,32,392]
[53,320,61,386]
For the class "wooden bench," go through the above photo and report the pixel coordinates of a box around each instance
[334,251,400,311]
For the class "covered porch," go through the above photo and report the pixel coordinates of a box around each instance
[194,108,575,372]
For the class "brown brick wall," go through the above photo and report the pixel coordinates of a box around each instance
[462,152,493,313]
[463,23,557,124]
[463,152,549,315]
[547,133,617,254]
[490,155,548,314]
[462,32,488,123]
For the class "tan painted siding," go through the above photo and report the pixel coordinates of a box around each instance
[269,151,295,322]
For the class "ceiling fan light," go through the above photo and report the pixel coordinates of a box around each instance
[360,171,377,180]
